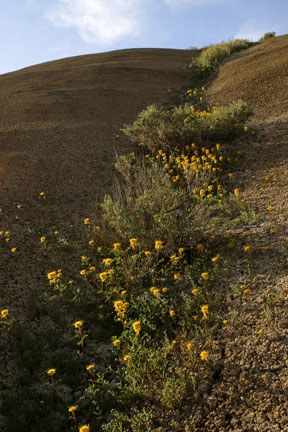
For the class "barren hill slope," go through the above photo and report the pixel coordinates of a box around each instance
[0,48,193,225]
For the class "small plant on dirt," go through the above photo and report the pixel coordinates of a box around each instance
[259,32,276,42]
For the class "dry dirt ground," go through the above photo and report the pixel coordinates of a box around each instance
[0,38,287,431]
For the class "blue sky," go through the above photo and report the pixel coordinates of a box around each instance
[0,0,287,74]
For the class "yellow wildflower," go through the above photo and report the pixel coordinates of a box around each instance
[40,192,45,197]
[88,240,94,246]
[200,351,209,360]
[123,354,131,361]
[244,246,251,253]
[169,310,175,317]
[162,287,168,293]
[83,218,90,225]
[174,273,180,281]
[234,189,240,197]
[46,368,56,376]
[223,320,228,325]
[107,269,114,275]
[267,206,273,211]
[40,236,46,243]
[112,339,121,346]
[144,251,151,257]
[1,309,8,318]
[85,364,95,372]
[178,248,184,255]
[201,305,209,319]
[80,270,86,276]
[68,405,78,413]
[11,248,16,253]
[74,321,83,329]
[99,272,108,282]
[129,238,138,249]
[153,289,160,298]
[155,240,164,250]
[79,425,90,432]
[54,231,59,235]
[113,243,121,250]
[201,272,209,280]
[132,321,141,336]
[102,258,113,266]
[211,254,220,263]
[191,289,198,296]
[97,247,102,252]
[186,342,193,350]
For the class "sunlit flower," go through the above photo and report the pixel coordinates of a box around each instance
[40,192,45,197]
[267,206,273,211]
[11,248,16,253]
[153,289,160,297]
[88,240,94,246]
[178,248,184,255]
[68,405,78,413]
[244,246,251,253]
[79,425,90,432]
[200,350,209,360]
[99,272,108,282]
[223,319,228,325]
[83,218,90,225]
[113,243,121,250]
[74,321,83,329]
[1,309,8,318]
[234,189,240,197]
[102,258,113,266]
[85,364,95,372]
[112,339,121,346]
[162,287,168,293]
[169,310,175,317]
[174,273,180,281]
[144,251,151,257]
[129,238,138,249]
[191,289,198,296]
[211,254,220,263]
[132,321,141,336]
[155,240,164,250]
[40,236,46,243]
[46,368,56,376]
[186,342,193,350]
[201,272,209,280]
[201,305,209,319]
[123,354,131,361]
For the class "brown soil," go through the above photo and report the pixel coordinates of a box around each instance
[0,38,287,431]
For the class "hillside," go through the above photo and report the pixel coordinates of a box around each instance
[0,38,287,431]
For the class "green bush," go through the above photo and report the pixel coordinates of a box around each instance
[259,32,276,42]
[122,100,253,151]
[101,156,210,251]
[196,39,251,69]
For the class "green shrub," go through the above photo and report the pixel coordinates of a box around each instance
[122,100,253,151]
[101,157,210,251]
[259,32,276,42]
[196,39,250,69]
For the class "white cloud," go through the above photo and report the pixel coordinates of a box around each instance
[47,0,148,45]
[164,0,225,8]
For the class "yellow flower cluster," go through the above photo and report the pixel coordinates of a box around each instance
[47,269,62,285]
[113,300,129,319]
